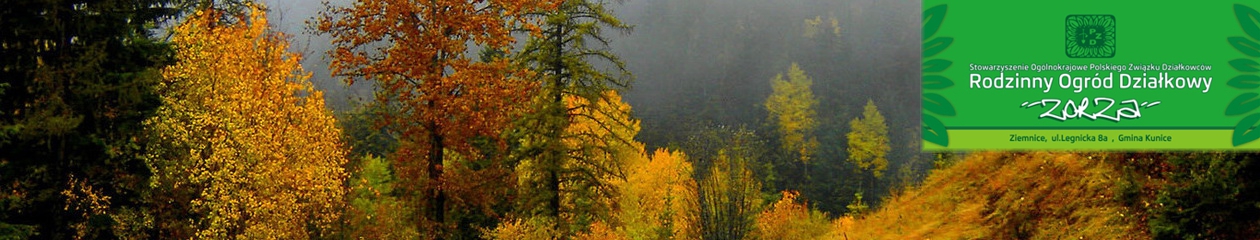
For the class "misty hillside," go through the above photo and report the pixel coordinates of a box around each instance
[605,0,926,215]
[611,0,920,151]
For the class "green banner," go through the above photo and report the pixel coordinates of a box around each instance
[922,1,1260,150]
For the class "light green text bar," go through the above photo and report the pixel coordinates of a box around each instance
[923,130,1260,150]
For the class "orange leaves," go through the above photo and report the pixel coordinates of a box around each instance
[752,191,829,240]
[319,0,552,152]
[320,0,551,81]
[61,175,113,239]
[318,0,554,236]
[149,4,348,239]
[826,152,1144,239]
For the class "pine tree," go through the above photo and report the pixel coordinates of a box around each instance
[511,0,634,235]
[0,0,179,238]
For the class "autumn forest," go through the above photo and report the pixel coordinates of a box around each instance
[3,0,1260,239]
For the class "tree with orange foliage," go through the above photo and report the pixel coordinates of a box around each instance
[147,5,347,238]
[317,0,555,237]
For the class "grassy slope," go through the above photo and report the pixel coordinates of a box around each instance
[827,152,1147,239]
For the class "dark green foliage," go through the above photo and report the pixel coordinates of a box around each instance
[798,105,859,215]
[1148,152,1260,239]
[338,100,399,161]
[0,0,179,238]
[0,222,36,239]
[174,0,252,20]
[680,125,773,192]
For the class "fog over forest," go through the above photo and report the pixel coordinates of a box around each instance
[266,0,919,147]
[264,0,923,213]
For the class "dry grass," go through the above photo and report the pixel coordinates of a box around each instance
[826,152,1147,240]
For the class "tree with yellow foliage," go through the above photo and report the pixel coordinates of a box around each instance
[697,149,763,240]
[509,0,635,235]
[489,90,642,238]
[765,63,819,164]
[847,99,889,179]
[752,191,830,240]
[145,5,347,238]
[616,149,701,239]
[845,99,890,212]
[512,91,641,234]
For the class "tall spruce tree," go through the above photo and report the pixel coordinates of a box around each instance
[511,0,634,235]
